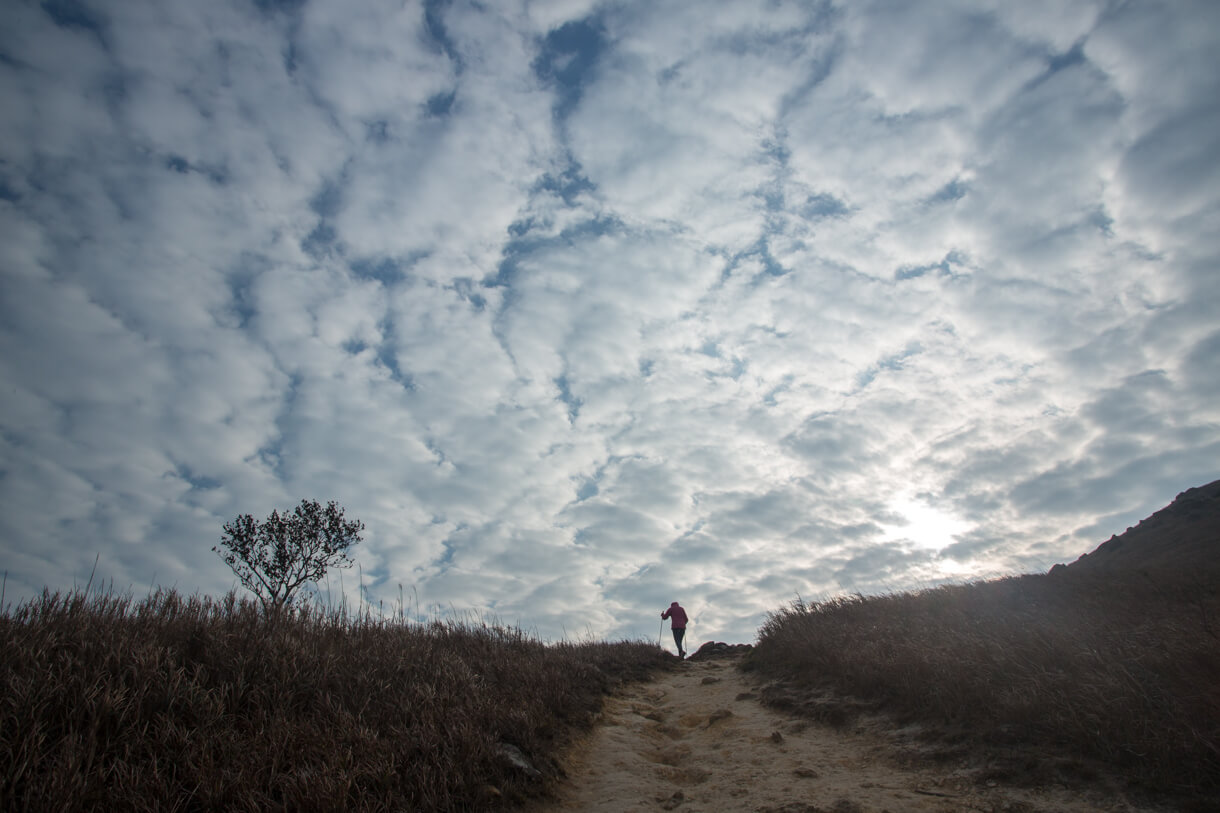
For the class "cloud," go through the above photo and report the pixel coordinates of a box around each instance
[1,0,1217,646]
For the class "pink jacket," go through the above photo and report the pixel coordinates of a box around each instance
[661,603,688,629]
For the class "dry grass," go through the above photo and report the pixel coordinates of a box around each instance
[746,568,1220,806]
[0,587,671,812]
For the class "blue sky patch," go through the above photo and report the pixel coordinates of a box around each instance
[302,223,337,257]
[576,478,599,501]
[554,374,582,422]
[0,176,20,203]
[253,0,306,15]
[533,17,607,119]
[375,329,413,389]
[928,178,968,204]
[426,90,456,117]
[175,464,222,492]
[41,0,103,32]
[350,253,426,285]
[424,0,460,63]
[535,162,596,205]
[802,192,850,219]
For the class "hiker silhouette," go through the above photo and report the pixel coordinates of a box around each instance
[661,601,688,658]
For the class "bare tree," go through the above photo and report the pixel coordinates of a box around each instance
[215,499,363,611]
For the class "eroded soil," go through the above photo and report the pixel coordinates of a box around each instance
[527,656,1166,813]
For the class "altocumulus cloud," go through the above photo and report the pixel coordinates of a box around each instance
[1,0,1217,644]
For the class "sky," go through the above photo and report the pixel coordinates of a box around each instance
[1,0,1217,645]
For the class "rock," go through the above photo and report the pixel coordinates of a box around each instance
[686,641,755,661]
[831,800,864,813]
[496,742,541,780]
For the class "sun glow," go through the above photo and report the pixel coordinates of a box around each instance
[933,557,977,577]
[881,497,972,551]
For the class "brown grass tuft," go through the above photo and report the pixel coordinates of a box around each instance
[0,588,671,811]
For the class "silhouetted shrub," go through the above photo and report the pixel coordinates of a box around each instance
[215,499,363,611]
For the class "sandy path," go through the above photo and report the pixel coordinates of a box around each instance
[528,656,1160,813]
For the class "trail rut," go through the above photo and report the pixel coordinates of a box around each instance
[527,656,1162,813]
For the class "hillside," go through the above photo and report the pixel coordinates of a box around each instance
[3,482,1217,810]
[746,478,1220,807]
[0,591,672,811]
[1064,478,1220,574]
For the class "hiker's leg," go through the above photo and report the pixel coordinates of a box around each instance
[673,628,685,657]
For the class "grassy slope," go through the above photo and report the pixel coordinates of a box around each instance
[0,589,672,812]
[745,568,1220,806]
[6,483,1217,810]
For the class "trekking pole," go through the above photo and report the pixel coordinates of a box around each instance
[658,619,664,648]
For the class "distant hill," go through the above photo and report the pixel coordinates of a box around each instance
[1062,478,1220,575]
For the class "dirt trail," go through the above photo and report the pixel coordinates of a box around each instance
[527,656,1160,813]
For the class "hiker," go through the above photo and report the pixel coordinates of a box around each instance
[661,601,688,658]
